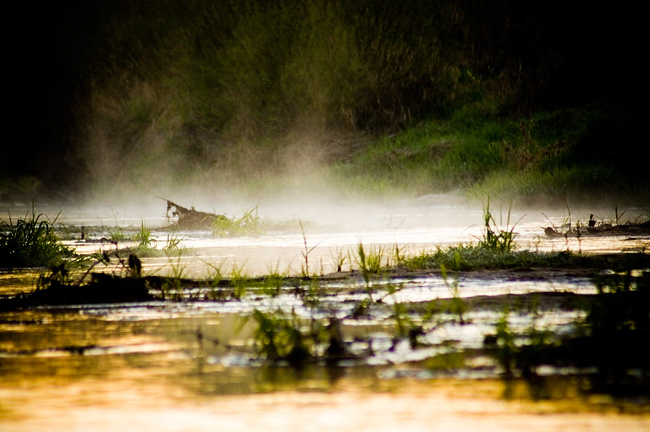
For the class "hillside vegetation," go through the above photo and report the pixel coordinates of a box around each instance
[5,0,646,205]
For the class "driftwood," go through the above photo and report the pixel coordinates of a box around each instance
[543,218,650,238]
[161,198,226,230]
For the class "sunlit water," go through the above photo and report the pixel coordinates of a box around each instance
[2,198,649,430]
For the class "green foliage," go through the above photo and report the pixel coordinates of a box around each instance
[329,105,649,203]
[440,261,467,324]
[163,231,184,252]
[299,219,319,278]
[477,200,517,253]
[588,269,650,339]
[134,220,155,248]
[18,0,647,203]
[230,264,250,300]
[354,243,385,285]
[109,228,127,242]
[329,247,349,273]
[205,261,225,300]
[405,245,609,272]
[160,255,188,301]
[262,263,289,297]
[248,309,316,365]
[391,301,413,339]
[213,207,262,237]
[490,308,516,376]
[0,210,75,268]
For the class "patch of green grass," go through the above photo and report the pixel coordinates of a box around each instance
[262,263,289,297]
[404,245,626,272]
[213,206,263,237]
[230,263,250,300]
[477,200,518,253]
[354,243,384,276]
[134,220,155,248]
[246,309,317,366]
[441,260,468,324]
[109,228,127,242]
[329,246,349,273]
[326,106,650,203]
[0,209,75,268]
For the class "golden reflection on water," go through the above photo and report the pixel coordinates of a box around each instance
[2,304,649,431]
[2,207,650,431]
[2,372,649,432]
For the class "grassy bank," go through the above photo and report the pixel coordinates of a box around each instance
[6,0,645,205]
[325,106,649,206]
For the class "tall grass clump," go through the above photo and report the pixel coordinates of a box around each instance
[134,220,156,249]
[0,210,75,268]
[247,309,316,365]
[213,207,262,237]
[477,200,518,253]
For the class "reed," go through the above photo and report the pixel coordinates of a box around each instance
[134,219,156,249]
[213,206,262,237]
[0,209,75,268]
[477,199,518,253]
[230,263,250,300]
[248,309,314,365]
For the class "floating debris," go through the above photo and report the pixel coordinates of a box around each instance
[543,217,650,238]
[161,198,227,230]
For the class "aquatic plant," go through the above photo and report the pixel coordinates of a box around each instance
[403,243,613,272]
[263,263,289,297]
[161,254,189,301]
[36,262,74,290]
[248,309,315,365]
[329,246,349,273]
[109,228,127,242]
[392,302,414,339]
[582,269,650,393]
[163,231,184,252]
[9,260,155,308]
[390,244,408,269]
[134,219,156,249]
[300,277,325,308]
[230,263,249,300]
[487,307,516,377]
[477,200,518,253]
[213,206,262,237]
[440,256,468,324]
[204,260,225,300]
[354,243,386,290]
[108,208,127,241]
[299,219,319,278]
[0,209,75,268]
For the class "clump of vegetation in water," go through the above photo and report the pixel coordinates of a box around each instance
[479,265,650,397]
[134,220,156,248]
[405,244,647,273]
[582,268,650,394]
[213,206,262,237]
[0,210,75,268]
[246,309,320,366]
[113,219,167,258]
[477,200,518,253]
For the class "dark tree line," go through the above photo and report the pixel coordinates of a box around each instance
[4,0,645,196]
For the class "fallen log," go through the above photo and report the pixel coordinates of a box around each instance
[543,220,650,238]
[160,198,226,230]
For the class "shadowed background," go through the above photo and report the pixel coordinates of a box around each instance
[4,0,646,206]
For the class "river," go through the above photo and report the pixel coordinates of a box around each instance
[1,196,649,430]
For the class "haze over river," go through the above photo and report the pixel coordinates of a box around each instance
[1,196,649,431]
